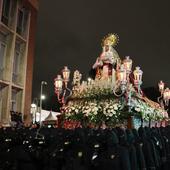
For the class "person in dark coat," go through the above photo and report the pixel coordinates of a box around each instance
[138,127,156,170]
[100,128,131,170]
[126,129,138,170]
[114,127,132,170]
[132,128,146,170]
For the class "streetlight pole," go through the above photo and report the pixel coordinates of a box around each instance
[39,81,47,126]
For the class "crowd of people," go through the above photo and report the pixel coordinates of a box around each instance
[0,125,170,170]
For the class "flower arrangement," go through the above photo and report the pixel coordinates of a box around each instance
[62,73,168,127]
[71,79,114,99]
[132,97,168,121]
[63,94,168,127]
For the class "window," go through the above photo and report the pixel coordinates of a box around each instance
[1,0,11,25]
[11,89,17,112]
[0,33,7,79]
[17,9,23,34]
[12,43,21,83]
[0,44,6,73]
[13,51,20,76]
[17,8,29,36]
[0,85,2,118]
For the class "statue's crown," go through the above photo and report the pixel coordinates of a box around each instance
[102,33,119,47]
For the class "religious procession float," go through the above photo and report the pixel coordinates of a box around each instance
[54,34,169,129]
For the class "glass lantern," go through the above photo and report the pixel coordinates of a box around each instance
[123,56,133,74]
[117,64,127,84]
[163,88,170,106]
[62,66,70,84]
[133,66,143,86]
[158,80,165,94]
[54,75,63,94]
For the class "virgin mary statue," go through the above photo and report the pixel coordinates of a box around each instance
[92,34,121,81]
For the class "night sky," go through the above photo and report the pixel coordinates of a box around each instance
[32,0,170,109]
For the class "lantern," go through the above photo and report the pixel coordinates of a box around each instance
[163,88,170,106]
[123,56,133,74]
[87,77,92,85]
[133,66,143,86]
[158,80,165,94]
[117,64,127,84]
[62,66,70,84]
[168,89,170,100]
[54,75,63,94]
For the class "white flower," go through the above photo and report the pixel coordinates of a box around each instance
[107,109,111,113]
[109,113,113,117]
[71,107,75,110]
[135,107,140,112]
[93,111,98,115]
[112,110,116,115]
[113,104,118,110]
[91,107,98,112]
[94,107,98,111]
[86,109,91,114]
[85,106,89,109]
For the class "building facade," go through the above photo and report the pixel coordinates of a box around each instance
[0,0,38,126]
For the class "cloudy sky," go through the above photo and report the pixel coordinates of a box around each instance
[32,0,170,107]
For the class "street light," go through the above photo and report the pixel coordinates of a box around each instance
[39,81,47,125]
[41,95,46,100]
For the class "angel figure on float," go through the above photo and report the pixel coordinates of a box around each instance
[72,70,82,93]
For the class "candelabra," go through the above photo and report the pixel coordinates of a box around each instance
[157,80,170,109]
[54,66,72,106]
[113,56,143,107]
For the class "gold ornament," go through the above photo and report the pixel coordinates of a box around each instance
[102,33,119,47]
